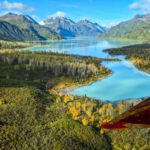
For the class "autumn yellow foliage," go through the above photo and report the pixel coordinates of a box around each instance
[82,118,89,126]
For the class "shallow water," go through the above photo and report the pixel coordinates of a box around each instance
[25,37,150,101]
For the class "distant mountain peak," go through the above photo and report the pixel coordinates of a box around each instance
[78,19,94,25]
[0,12,39,25]
[44,16,76,26]
[78,19,90,22]
[134,14,150,19]
[47,15,71,22]
[134,14,144,19]
[47,16,73,21]
[77,19,106,33]
[51,16,68,19]
[133,13,150,22]
[3,12,18,17]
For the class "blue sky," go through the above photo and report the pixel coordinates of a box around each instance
[0,0,150,27]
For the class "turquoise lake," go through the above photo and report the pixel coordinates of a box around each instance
[25,37,150,101]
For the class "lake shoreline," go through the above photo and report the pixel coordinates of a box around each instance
[56,71,111,95]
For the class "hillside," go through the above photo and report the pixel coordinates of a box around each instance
[44,16,106,37]
[0,13,61,41]
[0,21,41,41]
[0,87,111,150]
[100,14,150,41]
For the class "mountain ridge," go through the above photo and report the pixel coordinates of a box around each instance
[100,13,150,41]
[44,16,107,37]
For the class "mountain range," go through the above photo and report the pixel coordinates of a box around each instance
[44,16,106,37]
[1,12,150,42]
[100,14,150,41]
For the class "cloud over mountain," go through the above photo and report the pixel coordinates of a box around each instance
[49,11,68,18]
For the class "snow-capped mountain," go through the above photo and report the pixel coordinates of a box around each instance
[44,16,106,37]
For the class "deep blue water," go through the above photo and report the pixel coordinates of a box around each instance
[24,37,150,101]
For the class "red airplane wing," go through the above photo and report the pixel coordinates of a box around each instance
[101,97,150,129]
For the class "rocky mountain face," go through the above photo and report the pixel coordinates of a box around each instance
[76,20,106,36]
[0,13,61,41]
[44,17,78,37]
[100,14,150,41]
[44,16,106,37]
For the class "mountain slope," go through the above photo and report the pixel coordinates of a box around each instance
[0,21,42,41]
[44,16,106,37]
[100,14,150,41]
[0,13,61,41]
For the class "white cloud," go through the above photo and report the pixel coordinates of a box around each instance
[129,2,141,10]
[0,0,35,12]
[129,0,150,12]
[49,11,68,18]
